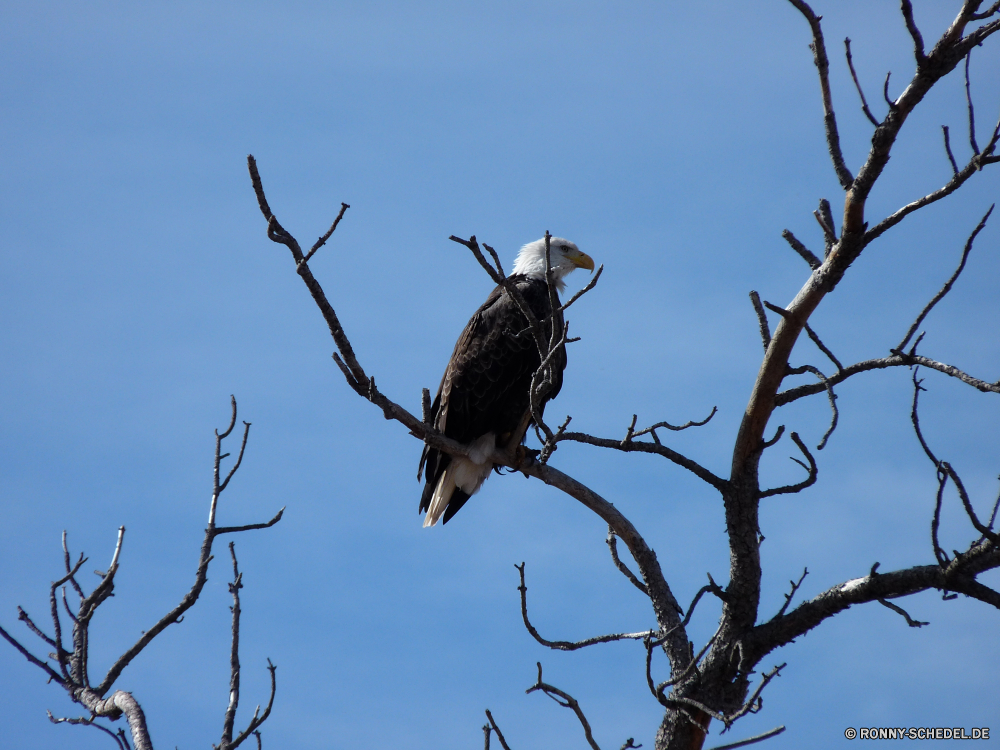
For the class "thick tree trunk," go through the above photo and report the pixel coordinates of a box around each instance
[655,708,711,750]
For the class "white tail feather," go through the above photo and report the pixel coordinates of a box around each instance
[423,433,496,527]
[424,467,455,528]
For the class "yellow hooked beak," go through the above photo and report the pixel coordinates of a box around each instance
[567,249,595,272]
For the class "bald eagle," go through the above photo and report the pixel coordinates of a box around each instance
[418,237,594,526]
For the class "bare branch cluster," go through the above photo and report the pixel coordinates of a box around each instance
[1,398,283,749]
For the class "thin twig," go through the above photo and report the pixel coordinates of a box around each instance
[895,204,993,353]
[516,563,652,650]
[942,461,999,542]
[221,542,244,746]
[607,529,649,595]
[900,0,926,64]
[215,508,286,535]
[630,407,718,439]
[759,432,817,498]
[721,663,786,728]
[481,243,506,279]
[971,1,1000,22]
[965,51,979,155]
[219,421,252,494]
[797,365,838,449]
[298,203,350,268]
[844,38,879,126]
[942,126,960,176]
[560,265,604,313]
[909,370,938,464]
[930,470,951,566]
[813,199,836,255]
[706,725,786,750]
[878,598,929,627]
[484,710,512,750]
[775,569,809,619]
[780,230,821,270]
[48,712,129,750]
[803,322,843,372]
[883,70,895,109]
[527,663,602,750]
[749,291,771,351]
[787,0,854,187]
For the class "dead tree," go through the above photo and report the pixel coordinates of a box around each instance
[247,3,1000,749]
[0,398,283,750]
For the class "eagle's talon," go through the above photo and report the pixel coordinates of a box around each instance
[513,445,540,471]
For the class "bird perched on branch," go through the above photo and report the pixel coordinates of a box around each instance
[418,237,594,526]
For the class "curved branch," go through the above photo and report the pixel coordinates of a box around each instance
[515,563,653,651]
[794,365,838,449]
[519,460,689,669]
[896,204,993,353]
[527,663,602,750]
[759,433,817,498]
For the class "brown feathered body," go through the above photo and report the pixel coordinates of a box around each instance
[418,275,565,525]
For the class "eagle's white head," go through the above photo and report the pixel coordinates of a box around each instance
[511,237,595,291]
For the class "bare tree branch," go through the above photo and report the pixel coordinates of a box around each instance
[895,204,993,353]
[802,322,842,373]
[759,433,817,498]
[720,664,786,729]
[899,0,926,64]
[844,37,880,126]
[299,202,350,268]
[865,148,998,245]
[248,155,368,391]
[560,264,604,314]
[786,0,854,188]
[813,199,837,255]
[878,598,929,628]
[48,710,130,750]
[484,710,512,750]
[779,231,820,271]
[942,125,960,175]
[964,51,979,155]
[607,528,649,596]
[774,568,808,619]
[557,427,727,492]
[745,542,1000,663]
[776,348,1000,407]
[98,400,281,697]
[527,663,603,750]
[705,725,786,750]
[971,1,1000,21]
[516,563,653,651]
[749,291,771,351]
[221,543,244,747]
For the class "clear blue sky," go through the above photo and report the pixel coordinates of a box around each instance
[2,2,998,748]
